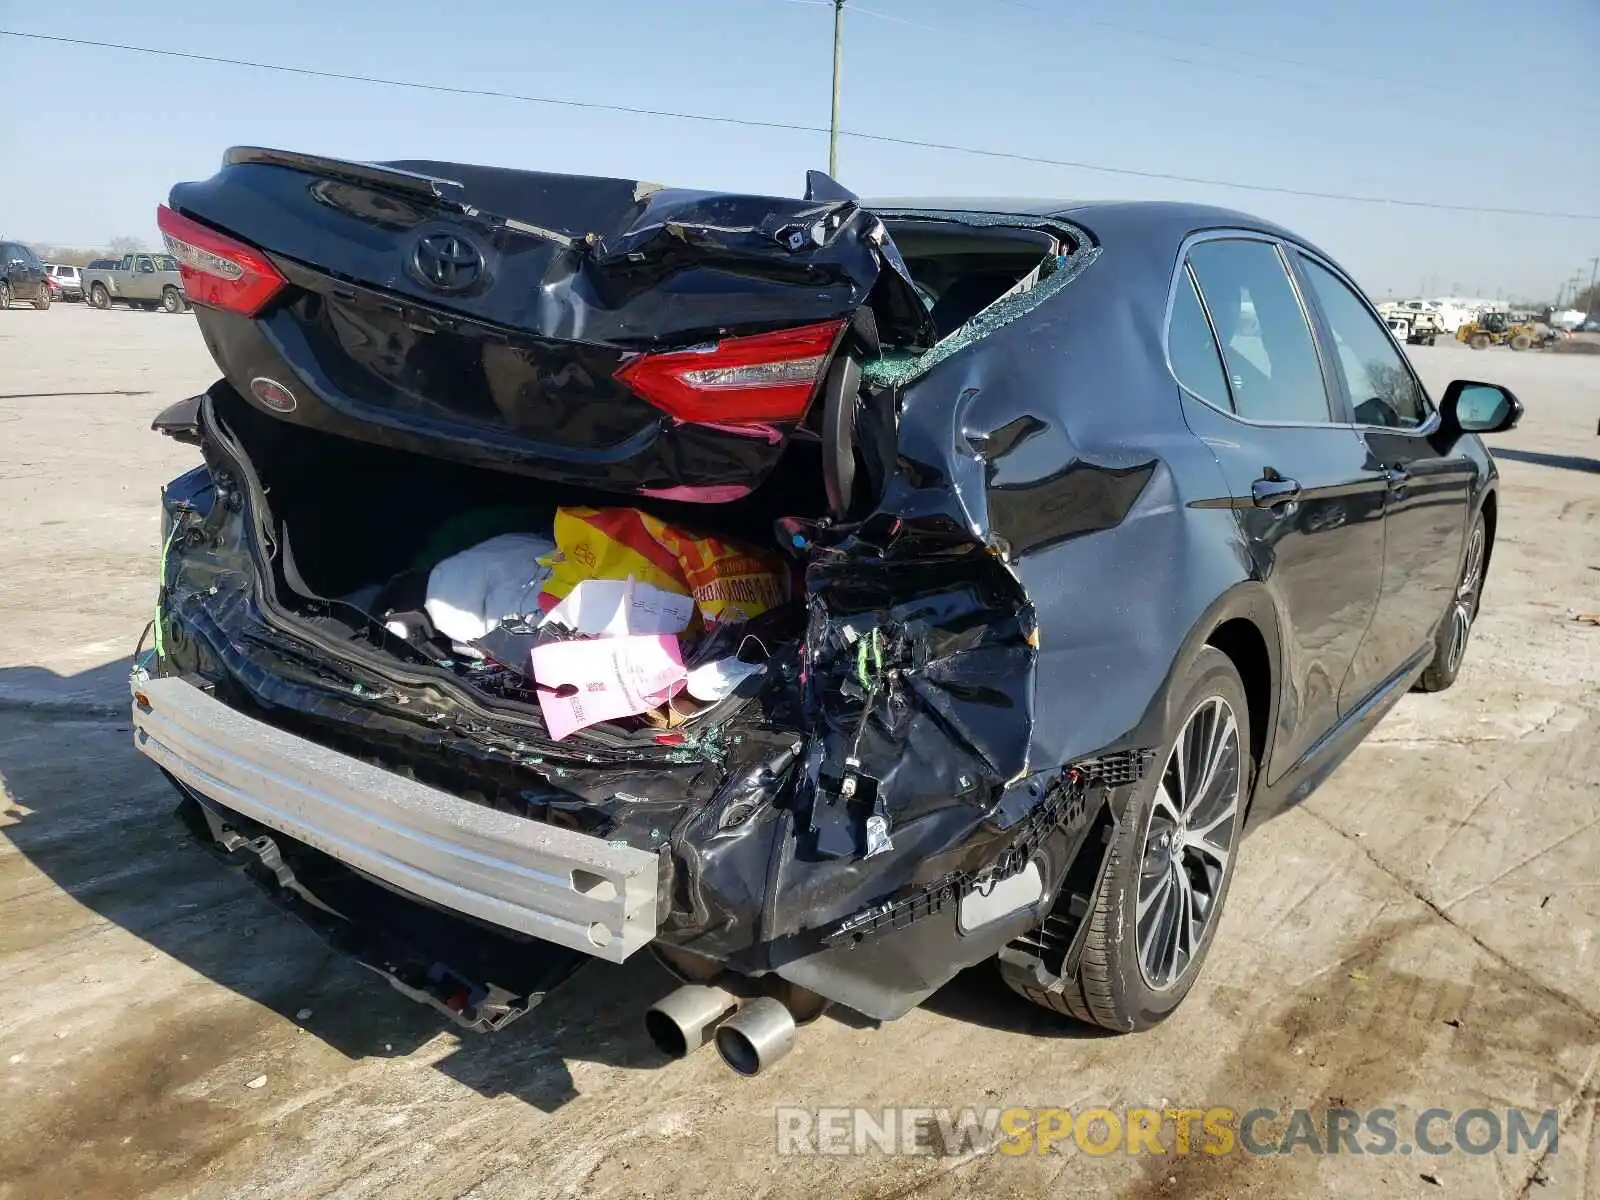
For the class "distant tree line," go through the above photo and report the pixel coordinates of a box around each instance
[0,236,148,266]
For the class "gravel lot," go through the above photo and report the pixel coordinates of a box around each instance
[1,304,1597,1200]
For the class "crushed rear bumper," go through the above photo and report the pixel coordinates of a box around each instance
[130,674,663,963]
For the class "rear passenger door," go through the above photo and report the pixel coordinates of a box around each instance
[1289,251,1476,702]
[1168,235,1388,793]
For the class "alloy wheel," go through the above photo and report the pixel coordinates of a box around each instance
[0,281,10,309]
[1445,525,1485,675]
[1136,696,1242,991]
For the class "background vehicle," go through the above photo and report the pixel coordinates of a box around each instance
[82,252,188,311]
[1457,311,1547,350]
[44,262,84,301]
[0,240,51,309]
[1389,310,1442,345]
[136,151,1523,1059]
[1379,299,1447,341]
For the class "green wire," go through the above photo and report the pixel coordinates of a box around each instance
[855,627,883,692]
[152,521,180,660]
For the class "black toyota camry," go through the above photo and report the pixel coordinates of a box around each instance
[135,148,1520,1073]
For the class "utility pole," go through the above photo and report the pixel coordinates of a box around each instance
[829,0,846,178]
[1584,256,1599,309]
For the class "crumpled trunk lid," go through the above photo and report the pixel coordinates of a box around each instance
[168,148,931,498]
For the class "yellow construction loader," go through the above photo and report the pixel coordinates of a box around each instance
[1456,311,1545,351]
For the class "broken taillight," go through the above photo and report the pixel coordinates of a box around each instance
[615,319,847,424]
[156,204,286,316]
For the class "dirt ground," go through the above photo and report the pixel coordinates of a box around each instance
[1,304,1596,1200]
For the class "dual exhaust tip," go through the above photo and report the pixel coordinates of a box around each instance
[644,984,801,1076]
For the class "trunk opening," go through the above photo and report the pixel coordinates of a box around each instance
[181,186,1073,748]
[210,381,826,602]
[206,383,820,743]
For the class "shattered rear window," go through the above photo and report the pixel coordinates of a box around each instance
[862,213,1098,389]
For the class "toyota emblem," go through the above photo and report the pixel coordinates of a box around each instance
[410,232,484,292]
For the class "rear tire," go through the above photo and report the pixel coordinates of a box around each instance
[33,288,50,310]
[1004,646,1249,1031]
[89,283,110,309]
[1416,515,1486,693]
[0,281,11,309]
[1469,333,1491,350]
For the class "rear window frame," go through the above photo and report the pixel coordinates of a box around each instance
[1162,228,1353,428]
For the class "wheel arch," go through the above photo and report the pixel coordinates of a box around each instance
[1160,583,1283,819]
[1478,485,1498,582]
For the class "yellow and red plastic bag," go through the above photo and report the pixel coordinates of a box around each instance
[538,506,788,628]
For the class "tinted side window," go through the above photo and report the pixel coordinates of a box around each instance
[1168,267,1232,409]
[1187,239,1333,424]
[1297,257,1428,429]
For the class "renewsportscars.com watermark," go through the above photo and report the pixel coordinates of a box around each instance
[775,1106,1560,1158]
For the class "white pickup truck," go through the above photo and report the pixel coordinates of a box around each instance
[82,252,189,312]
[1377,301,1444,345]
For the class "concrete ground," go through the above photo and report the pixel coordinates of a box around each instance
[0,304,1596,1200]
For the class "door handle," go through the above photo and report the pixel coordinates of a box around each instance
[1252,475,1302,509]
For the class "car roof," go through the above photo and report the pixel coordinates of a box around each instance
[868,196,1301,236]
[866,197,1324,266]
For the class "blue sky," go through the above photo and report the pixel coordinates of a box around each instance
[2,0,1596,301]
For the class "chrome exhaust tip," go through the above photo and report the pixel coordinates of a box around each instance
[714,996,797,1076]
[644,984,739,1058]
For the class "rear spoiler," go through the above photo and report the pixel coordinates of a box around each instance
[224,147,465,203]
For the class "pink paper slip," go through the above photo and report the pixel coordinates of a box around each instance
[530,634,686,740]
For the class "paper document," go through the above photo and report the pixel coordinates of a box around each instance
[684,657,766,702]
[540,577,695,637]
[530,634,687,740]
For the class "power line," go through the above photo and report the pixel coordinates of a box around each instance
[4,28,1597,222]
[985,0,1581,105]
[770,0,936,33]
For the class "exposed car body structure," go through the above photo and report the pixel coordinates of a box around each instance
[135,149,1519,1068]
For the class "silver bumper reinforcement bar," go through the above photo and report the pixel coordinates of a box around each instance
[130,675,661,961]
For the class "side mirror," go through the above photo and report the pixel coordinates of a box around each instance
[1440,380,1522,436]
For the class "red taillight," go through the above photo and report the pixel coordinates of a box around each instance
[156,204,285,316]
[615,319,847,424]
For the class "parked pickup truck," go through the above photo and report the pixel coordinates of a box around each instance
[83,252,189,312]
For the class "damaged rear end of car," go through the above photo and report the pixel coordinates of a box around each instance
[137,149,1176,1068]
